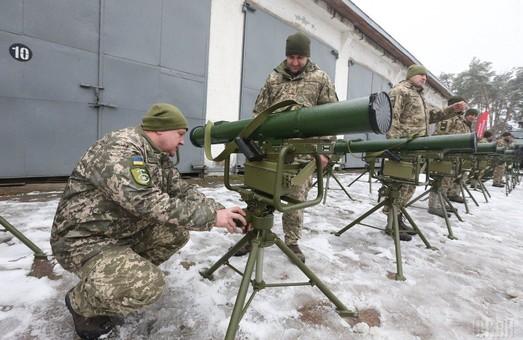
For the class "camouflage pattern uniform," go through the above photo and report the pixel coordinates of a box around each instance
[386,80,459,211]
[253,60,337,245]
[51,126,223,317]
[428,113,472,209]
[493,137,509,185]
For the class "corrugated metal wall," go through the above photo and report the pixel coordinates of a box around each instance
[0,0,211,178]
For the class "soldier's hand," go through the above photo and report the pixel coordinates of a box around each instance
[320,155,330,169]
[449,101,468,112]
[215,206,248,233]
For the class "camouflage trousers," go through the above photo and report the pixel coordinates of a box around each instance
[382,184,416,214]
[428,176,460,209]
[282,178,312,245]
[68,224,189,317]
[492,163,505,185]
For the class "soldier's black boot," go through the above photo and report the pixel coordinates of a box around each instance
[287,244,306,263]
[385,215,412,242]
[447,195,464,203]
[398,214,416,236]
[65,290,114,340]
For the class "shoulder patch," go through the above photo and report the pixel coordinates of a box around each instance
[130,167,151,186]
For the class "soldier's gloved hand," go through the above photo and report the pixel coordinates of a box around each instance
[449,101,468,112]
[215,207,248,233]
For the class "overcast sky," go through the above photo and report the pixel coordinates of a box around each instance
[350,0,522,76]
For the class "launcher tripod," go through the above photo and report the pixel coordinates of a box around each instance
[200,145,357,340]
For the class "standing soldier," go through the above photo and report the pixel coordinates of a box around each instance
[51,103,247,339]
[235,31,337,262]
[386,65,467,240]
[492,132,513,187]
[427,105,478,216]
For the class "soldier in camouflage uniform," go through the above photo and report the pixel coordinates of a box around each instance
[51,103,247,339]
[385,65,467,240]
[427,104,478,215]
[235,32,336,262]
[492,132,513,187]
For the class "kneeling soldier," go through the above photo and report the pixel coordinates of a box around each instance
[51,103,247,339]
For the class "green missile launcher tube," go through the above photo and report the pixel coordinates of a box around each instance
[190,92,392,147]
[333,133,477,154]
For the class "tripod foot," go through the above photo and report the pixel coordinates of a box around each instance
[337,308,358,317]
[199,267,214,280]
[447,234,458,240]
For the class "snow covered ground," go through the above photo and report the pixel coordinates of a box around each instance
[0,173,521,340]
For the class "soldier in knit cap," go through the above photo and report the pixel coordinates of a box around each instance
[51,103,247,339]
[385,65,467,240]
[234,31,337,262]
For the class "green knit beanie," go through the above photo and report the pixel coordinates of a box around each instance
[406,64,428,80]
[286,32,311,57]
[466,108,479,116]
[448,96,466,106]
[142,103,188,131]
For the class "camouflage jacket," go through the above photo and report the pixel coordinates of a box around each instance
[51,126,223,271]
[434,113,472,135]
[387,80,458,138]
[496,138,511,147]
[253,60,337,115]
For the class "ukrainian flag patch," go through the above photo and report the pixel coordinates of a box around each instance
[131,155,145,166]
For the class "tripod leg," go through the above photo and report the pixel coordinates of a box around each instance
[273,237,357,317]
[462,180,479,207]
[400,207,434,249]
[224,240,260,340]
[0,215,46,258]
[459,182,471,214]
[331,172,355,201]
[443,194,463,222]
[405,188,430,208]
[438,192,457,240]
[391,205,406,281]
[477,179,489,202]
[346,169,367,188]
[322,170,332,205]
[334,200,387,236]
[481,180,491,198]
[201,233,252,279]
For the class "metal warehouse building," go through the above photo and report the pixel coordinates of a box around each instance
[0,0,451,179]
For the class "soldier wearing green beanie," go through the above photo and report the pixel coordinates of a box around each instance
[51,103,248,339]
[141,103,188,132]
[236,31,338,263]
[384,65,468,239]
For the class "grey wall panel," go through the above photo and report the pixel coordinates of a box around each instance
[100,56,160,134]
[0,1,23,33]
[159,72,206,120]
[104,0,162,65]
[23,0,99,52]
[23,101,98,176]
[161,0,211,77]
[0,98,25,177]
[240,6,337,119]
[0,98,97,178]
[0,31,98,102]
